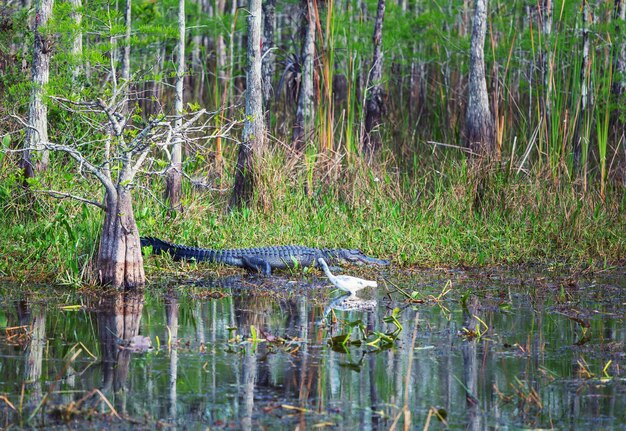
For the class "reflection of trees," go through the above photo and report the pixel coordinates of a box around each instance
[95,290,144,411]
[461,294,483,431]
[240,345,257,431]
[165,294,179,421]
[17,299,46,408]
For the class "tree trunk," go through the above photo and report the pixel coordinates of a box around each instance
[540,0,553,121]
[463,0,495,156]
[21,0,54,179]
[121,0,132,113]
[121,0,131,83]
[230,0,264,210]
[262,0,276,125]
[292,0,316,152]
[614,0,626,95]
[97,187,145,289]
[574,0,592,173]
[362,0,386,163]
[166,0,185,213]
[69,0,82,86]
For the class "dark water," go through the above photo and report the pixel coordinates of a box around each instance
[0,268,624,430]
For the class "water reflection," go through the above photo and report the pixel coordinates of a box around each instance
[17,299,46,409]
[165,294,178,421]
[322,293,377,323]
[0,271,623,429]
[96,290,144,401]
[461,294,483,431]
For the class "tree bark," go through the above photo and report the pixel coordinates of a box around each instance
[21,0,54,179]
[540,0,553,120]
[262,0,276,125]
[574,0,592,173]
[165,0,185,213]
[69,0,82,85]
[98,187,145,289]
[230,0,264,210]
[614,0,626,95]
[121,0,131,83]
[292,0,316,152]
[463,0,495,156]
[120,0,132,114]
[362,0,386,163]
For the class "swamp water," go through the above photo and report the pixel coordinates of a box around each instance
[0,268,624,430]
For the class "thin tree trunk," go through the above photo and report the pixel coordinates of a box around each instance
[540,0,553,121]
[292,0,316,152]
[191,0,203,99]
[230,0,264,210]
[262,0,276,125]
[21,0,54,180]
[614,0,626,95]
[216,0,227,85]
[362,0,386,162]
[121,0,132,113]
[574,0,592,173]
[98,187,145,288]
[69,0,82,86]
[166,0,186,213]
[463,0,495,156]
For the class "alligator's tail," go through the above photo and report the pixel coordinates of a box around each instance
[140,236,174,255]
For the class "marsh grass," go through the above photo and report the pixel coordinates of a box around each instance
[0,142,623,285]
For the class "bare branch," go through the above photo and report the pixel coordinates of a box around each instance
[97,98,124,135]
[42,141,116,196]
[36,189,106,210]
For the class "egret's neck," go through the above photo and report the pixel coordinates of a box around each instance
[320,261,334,280]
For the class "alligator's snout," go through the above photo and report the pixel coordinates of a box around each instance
[358,256,390,266]
[343,250,390,266]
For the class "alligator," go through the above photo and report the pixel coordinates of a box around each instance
[140,237,389,275]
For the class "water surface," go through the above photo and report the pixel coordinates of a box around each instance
[0,267,624,429]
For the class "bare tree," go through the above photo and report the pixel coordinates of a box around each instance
[27,93,209,288]
[362,0,386,163]
[230,0,264,210]
[165,0,186,213]
[21,0,54,180]
[292,0,316,152]
[463,0,495,156]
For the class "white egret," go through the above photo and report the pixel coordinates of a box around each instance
[317,257,377,297]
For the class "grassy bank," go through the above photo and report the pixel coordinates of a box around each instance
[0,148,624,286]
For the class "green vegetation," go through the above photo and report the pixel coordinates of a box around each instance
[1,0,625,284]
[0,150,623,284]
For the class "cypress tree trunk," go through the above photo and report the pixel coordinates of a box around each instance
[362,0,386,163]
[574,0,592,174]
[292,0,316,152]
[262,0,276,125]
[540,0,554,128]
[21,0,54,179]
[463,0,495,156]
[614,0,626,95]
[98,187,145,289]
[165,0,185,213]
[121,0,131,83]
[230,0,264,210]
[69,0,82,85]
[121,0,131,113]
